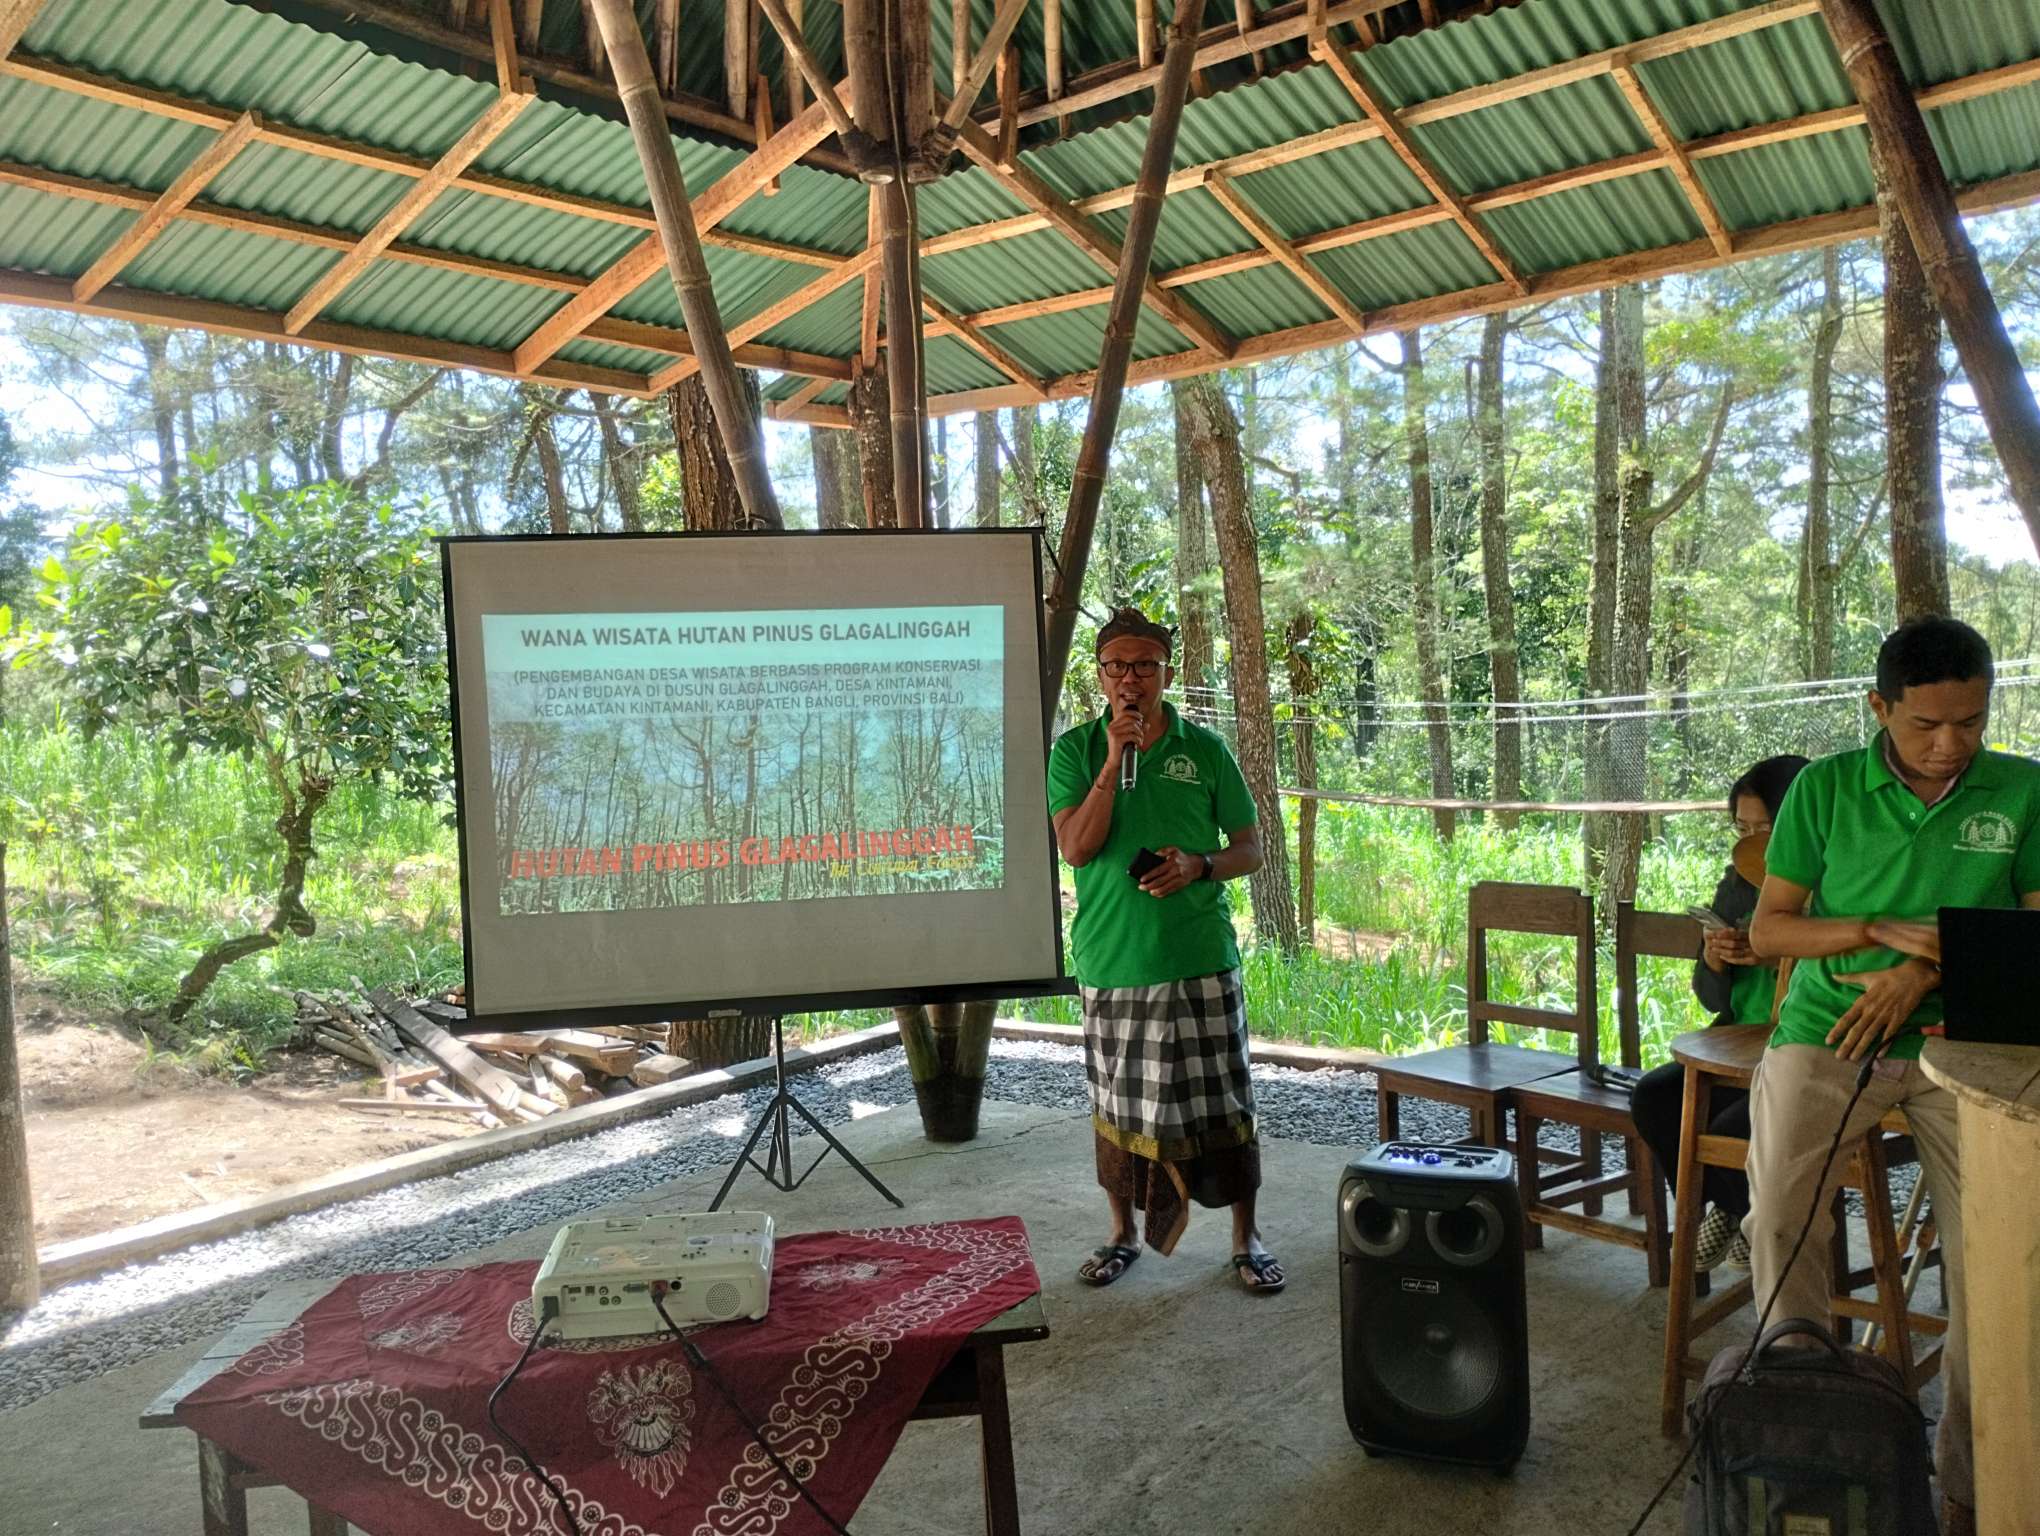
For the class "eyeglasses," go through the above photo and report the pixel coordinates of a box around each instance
[1099,659,1163,679]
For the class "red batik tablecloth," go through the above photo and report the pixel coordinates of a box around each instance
[177,1216,1039,1536]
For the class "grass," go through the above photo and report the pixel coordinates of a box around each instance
[2,720,1732,1072]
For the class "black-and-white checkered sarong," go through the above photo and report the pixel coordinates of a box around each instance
[1078,968,1256,1162]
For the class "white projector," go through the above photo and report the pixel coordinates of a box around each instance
[533,1211,774,1340]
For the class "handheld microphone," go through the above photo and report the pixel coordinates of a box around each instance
[1118,705,1138,792]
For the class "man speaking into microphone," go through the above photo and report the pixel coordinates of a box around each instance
[1046,608,1282,1295]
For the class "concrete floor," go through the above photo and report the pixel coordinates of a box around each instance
[1,1101,1710,1535]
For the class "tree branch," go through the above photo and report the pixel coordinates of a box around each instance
[1639,385,1734,534]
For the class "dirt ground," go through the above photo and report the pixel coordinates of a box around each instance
[12,980,480,1249]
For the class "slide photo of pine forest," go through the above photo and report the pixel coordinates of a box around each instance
[484,617,1007,914]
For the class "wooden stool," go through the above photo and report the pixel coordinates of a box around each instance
[1657,1028,1946,1437]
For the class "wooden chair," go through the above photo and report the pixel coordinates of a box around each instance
[1510,902,1697,1287]
[1656,1024,1946,1436]
[1373,881,1595,1152]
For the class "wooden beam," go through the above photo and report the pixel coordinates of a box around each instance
[487,0,519,91]
[1,267,655,394]
[514,87,846,372]
[655,247,874,387]
[0,0,47,56]
[934,0,1032,141]
[1612,61,1733,258]
[916,164,2040,417]
[1203,170,1367,332]
[1046,0,1200,701]
[955,119,1234,358]
[587,0,780,522]
[780,374,834,410]
[248,0,854,166]
[1311,38,1526,294]
[1401,0,1819,127]
[72,112,260,302]
[923,293,1049,397]
[767,398,851,427]
[996,40,1021,165]
[1821,0,2040,550]
[285,90,530,333]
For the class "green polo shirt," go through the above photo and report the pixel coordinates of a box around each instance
[1765,735,2040,1058]
[1046,704,1258,988]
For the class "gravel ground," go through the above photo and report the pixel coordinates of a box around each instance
[0,1038,1911,1412]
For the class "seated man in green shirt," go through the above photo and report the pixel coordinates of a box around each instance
[1747,616,2040,1535]
[1046,608,1281,1294]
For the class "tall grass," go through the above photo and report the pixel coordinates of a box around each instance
[3,722,1732,1070]
[2,718,463,1062]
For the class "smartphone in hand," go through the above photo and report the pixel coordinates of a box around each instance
[1127,847,1167,882]
[1686,905,1731,932]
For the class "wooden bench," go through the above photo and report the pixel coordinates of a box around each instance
[144,1277,1050,1535]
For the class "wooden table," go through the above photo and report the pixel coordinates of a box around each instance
[1919,1039,2040,1536]
[143,1278,1050,1536]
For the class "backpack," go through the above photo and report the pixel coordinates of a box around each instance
[1683,1317,1938,1536]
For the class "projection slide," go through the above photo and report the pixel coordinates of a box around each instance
[443,531,1063,1025]
[486,607,1003,913]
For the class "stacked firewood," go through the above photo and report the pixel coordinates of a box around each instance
[294,981,693,1130]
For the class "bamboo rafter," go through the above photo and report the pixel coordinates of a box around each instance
[5,0,2039,416]
[9,36,2039,400]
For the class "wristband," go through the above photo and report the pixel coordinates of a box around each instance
[1200,852,1216,882]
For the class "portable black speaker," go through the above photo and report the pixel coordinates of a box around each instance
[1338,1143,1529,1471]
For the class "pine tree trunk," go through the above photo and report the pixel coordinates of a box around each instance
[1402,329,1456,842]
[1606,284,1651,912]
[666,368,775,1066]
[974,410,1000,527]
[667,372,763,532]
[1877,144,1952,622]
[598,404,645,532]
[1177,375,1299,952]
[1476,313,1523,828]
[1801,245,1843,678]
[1585,289,1623,886]
[138,328,181,500]
[849,356,897,527]
[932,416,949,529]
[1012,404,1036,512]
[1283,614,1320,946]
[812,427,861,530]
[1172,386,1216,697]
[0,845,36,1312]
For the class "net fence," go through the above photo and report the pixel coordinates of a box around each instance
[1176,659,2040,813]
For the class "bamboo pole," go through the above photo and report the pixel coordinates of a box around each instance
[724,0,750,116]
[1820,0,2040,553]
[1042,0,1200,704]
[755,0,857,142]
[0,845,37,1312]
[786,0,803,114]
[952,0,969,91]
[902,0,935,146]
[586,0,782,525]
[843,0,928,520]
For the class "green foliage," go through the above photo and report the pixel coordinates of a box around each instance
[1,718,462,1062]
[15,481,448,799]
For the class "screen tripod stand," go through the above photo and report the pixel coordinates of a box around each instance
[708,1016,902,1212]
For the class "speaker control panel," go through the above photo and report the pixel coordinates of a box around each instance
[1358,1143,1512,1179]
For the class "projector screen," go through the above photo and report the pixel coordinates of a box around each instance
[442,529,1067,1026]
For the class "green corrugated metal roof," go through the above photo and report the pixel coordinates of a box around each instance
[2,0,2039,407]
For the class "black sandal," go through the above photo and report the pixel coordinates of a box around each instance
[1231,1251,1286,1294]
[1078,1244,1141,1287]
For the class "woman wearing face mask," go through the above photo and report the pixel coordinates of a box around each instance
[1627,753,1809,1272]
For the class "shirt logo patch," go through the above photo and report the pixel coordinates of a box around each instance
[1161,754,1200,783]
[1956,810,2017,854]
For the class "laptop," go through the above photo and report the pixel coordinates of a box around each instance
[1936,907,2040,1046]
